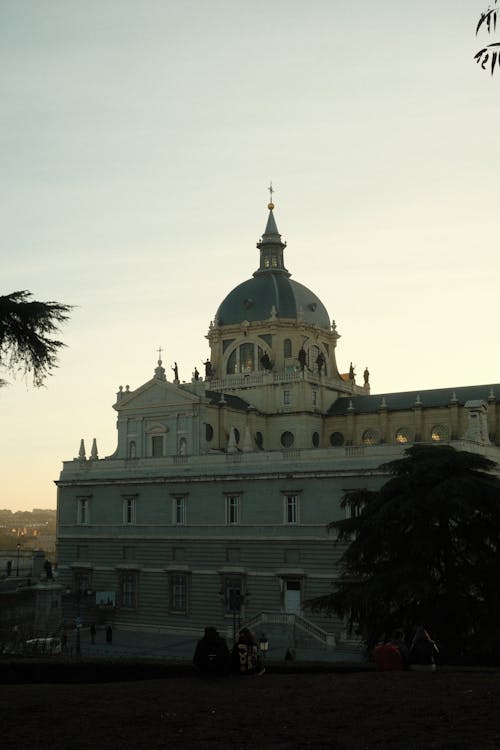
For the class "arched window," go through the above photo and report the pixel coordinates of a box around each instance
[226,343,271,374]
[395,428,410,444]
[362,429,380,446]
[330,432,344,447]
[431,424,449,442]
[128,441,136,459]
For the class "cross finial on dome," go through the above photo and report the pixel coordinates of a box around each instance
[268,181,275,210]
[154,347,166,381]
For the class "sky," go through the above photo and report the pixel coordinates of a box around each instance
[1,1,499,511]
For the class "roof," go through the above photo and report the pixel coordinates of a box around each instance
[214,203,331,331]
[214,274,330,329]
[205,390,253,412]
[327,383,500,415]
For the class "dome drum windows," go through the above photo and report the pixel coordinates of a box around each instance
[226,342,270,375]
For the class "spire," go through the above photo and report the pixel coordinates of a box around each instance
[78,439,86,460]
[254,184,290,277]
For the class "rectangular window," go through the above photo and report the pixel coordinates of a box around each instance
[73,569,92,595]
[346,501,363,519]
[77,498,89,525]
[172,496,186,525]
[122,496,136,525]
[151,435,163,457]
[120,572,137,609]
[226,548,241,563]
[283,390,291,405]
[169,573,188,613]
[223,576,244,614]
[312,390,317,406]
[76,545,88,561]
[226,495,240,525]
[284,494,299,524]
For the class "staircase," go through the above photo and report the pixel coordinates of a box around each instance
[242,612,364,663]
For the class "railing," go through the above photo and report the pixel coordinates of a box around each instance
[345,446,365,457]
[209,368,328,391]
[281,450,301,459]
[243,611,333,647]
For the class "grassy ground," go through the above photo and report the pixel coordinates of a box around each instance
[1,663,500,749]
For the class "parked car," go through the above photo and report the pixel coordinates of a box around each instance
[25,637,62,655]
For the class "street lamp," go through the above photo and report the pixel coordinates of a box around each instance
[259,633,269,661]
[16,543,21,577]
[65,585,89,657]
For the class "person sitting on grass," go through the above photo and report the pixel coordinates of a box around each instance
[193,627,231,677]
[373,637,404,672]
[232,628,265,676]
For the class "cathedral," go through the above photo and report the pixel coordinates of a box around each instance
[55,198,500,657]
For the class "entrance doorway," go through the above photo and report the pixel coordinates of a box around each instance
[284,580,301,614]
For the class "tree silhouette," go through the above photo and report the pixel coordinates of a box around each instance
[475,0,500,74]
[306,445,500,661]
[0,291,72,387]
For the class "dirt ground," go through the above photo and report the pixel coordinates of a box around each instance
[2,667,500,749]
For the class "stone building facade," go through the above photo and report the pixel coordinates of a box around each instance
[55,201,500,655]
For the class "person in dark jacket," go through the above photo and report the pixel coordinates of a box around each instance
[409,627,439,671]
[193,627,230,676]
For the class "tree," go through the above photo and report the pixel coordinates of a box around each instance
[475,0,500,74]
[0,291,72,387]
[306,445,500,661]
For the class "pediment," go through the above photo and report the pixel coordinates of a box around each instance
[113,378,202,412]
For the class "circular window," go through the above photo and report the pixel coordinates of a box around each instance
[330,432,344,447]
[362,429,380,446]
[205,424,214,442]
[395,428,410,444]
[255,431,263,449]
[431,424,449,442]
[312,432,320,448]
[281,431,294,448]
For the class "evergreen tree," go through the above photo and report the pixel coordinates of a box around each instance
[307,445,500,661]
[475,0,500,74]
[0,291,72,387]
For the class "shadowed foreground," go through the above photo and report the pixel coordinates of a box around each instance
[2,668,500,749]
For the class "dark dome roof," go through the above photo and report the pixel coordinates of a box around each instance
[215,273,331,330]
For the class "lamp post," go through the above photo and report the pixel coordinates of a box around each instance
[65,586,87,657]
[16,543,21,577]
[259,633,269,662]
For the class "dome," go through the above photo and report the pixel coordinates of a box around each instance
[215,274,331,330]
[214,204,331,331]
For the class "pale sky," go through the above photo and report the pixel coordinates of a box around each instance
[2,1,499,511]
